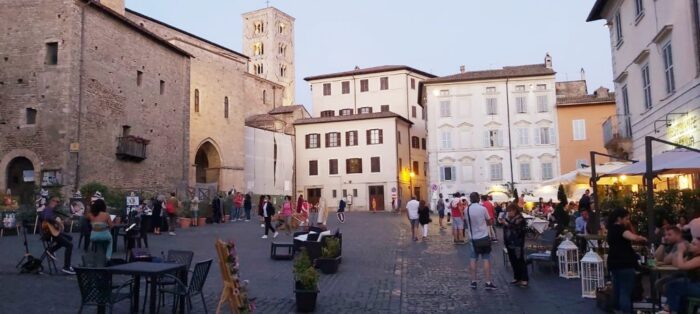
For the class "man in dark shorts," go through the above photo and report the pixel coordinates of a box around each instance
[437,193,446,230]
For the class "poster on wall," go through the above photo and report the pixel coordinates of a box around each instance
[41,170,62,187]
[22,170,34,182]
[126,191,140,215]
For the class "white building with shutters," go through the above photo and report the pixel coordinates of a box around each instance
[295,66,435,211]
[420,56,560,198]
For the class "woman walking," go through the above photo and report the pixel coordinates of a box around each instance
[258,195,265,228]
[280,195,293,234]
[86,199,113,259]
[316,197,328,226]
[337,198,346,223]
[418,200,431,240]
[607,208,647,313]
[152,195,163,235]
[501,203,528,287]
[243,193,252,222]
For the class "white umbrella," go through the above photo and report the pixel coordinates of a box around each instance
[604,149,700,176]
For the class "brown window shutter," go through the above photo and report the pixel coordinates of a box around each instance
[345,132,349,146]
[379,129,383,144]
[325,133,330,147]
[366,130,371,144]
[305,134,310,149]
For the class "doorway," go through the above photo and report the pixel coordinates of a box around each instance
[306,188,322,205]
[413,187,421,201]
[368,185,385,211]
[6,157,35,205]
[194,141,221,184]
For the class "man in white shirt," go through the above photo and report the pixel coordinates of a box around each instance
[406,196,420,241]
[466,192,496,290]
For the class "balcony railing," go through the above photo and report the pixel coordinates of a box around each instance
[603,114,632,147]
[116,136,149,162]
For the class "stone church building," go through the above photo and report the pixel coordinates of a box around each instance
[0,0,295,203]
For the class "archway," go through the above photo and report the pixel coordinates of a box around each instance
[6,157,35,205]
[194,142,221,184]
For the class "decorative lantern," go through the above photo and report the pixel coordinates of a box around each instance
[557,239,580,279]
[580,249,605,298]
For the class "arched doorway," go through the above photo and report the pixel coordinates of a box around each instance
[194,142,221,184]
[6,157,35,205]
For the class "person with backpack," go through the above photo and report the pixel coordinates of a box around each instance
[466,192,496,290]
[450,193,464,243]
[436,194,446,230]
[337,198,346,223]
[418,200,431,240]
[261,196,278,239]
[165,192,179,236]
[211,194,222,224]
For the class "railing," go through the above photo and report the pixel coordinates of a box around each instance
[603,114,632,146]
[116,136,149,161]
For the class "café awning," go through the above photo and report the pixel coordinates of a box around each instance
[541,161,632,186]
[603,149,700,176]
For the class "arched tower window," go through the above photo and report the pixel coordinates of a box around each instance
[194,89,200,113]
[224,96,229,118]
[263,90,267,104]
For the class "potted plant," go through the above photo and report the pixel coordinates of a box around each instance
[178,204,191,229]
[316,237,341,274]
[294,249,319,312]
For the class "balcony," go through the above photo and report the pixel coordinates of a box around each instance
[602,114,633,159]
[116,136,149,162]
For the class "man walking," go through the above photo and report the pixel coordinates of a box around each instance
[466,192,496,290]
[211,194,221,224]
[261,196,278,239]
[436,194,446,230]
[406,196,420,241]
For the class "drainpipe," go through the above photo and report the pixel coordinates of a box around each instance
[352,75,357,113]
[505,77,515,194]
[74,1,89,191]
[693,0,700,77]
[406,76,413,198]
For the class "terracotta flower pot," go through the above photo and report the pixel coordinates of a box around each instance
[179,218,191,229]
[198,217,207,226]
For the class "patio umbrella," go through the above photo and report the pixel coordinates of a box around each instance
[603,149,700,176]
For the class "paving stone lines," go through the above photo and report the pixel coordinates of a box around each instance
[0,212,604,313]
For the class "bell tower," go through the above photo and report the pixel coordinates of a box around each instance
[242,7,295,106]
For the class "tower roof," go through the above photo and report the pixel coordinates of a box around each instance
[241,6,295,21]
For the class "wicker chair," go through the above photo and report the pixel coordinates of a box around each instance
[75,267,133,314]
[159,259,213,313]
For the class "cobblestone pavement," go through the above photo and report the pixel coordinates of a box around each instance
[0,212,603,313]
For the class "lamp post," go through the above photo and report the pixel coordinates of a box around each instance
[588,151,637,234]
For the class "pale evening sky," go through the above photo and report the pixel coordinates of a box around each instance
[126,0,613,112]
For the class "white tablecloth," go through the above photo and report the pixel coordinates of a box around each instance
[527,218,549,233]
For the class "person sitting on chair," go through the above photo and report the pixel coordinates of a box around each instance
[41,197,75,275]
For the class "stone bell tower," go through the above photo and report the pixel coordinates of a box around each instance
[242,7,295,106]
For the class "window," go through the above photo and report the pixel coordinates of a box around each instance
[306,133,320,149]
[263,90,267,104]
[326,132,340,147]
[642,64,652,110]
[342,81,350,94]
[122,125,131,136]
[279,43,287,56]
[516,96,527,113]
[320,110,335,117]
[224,97,229,118]
[572,120,586,141]
[278,23,285,33]
[424,162,428,176]
[159,80,165,95]
[346,158,363,174]
[440,101,451,117]
[254,63,264,75]
[254,21,264,33]
[489,163,503,181]
[358,107,372,114]
[441,131,452,149]
[380,77,389,90]
[342,190,347,197]
[635,0,644,17]
[280,65,287,77]
[439,89,449,96]
[484,130,502,147]
[329,159,338,175]
[194,89,200,113]
[440,166,456,181]
[45,42,58,65]
[411,136,420,149]
[421,107,426,120]
[520,163,531,180]
[662,42,676,94]
[412,106,417,118]
[411,78,416,90]
[486,87,496,93]
[332,190,337,198]
[253,42,264,55]
[461,165,474,182]
[309,160,318,176]
[536,127,554,145]
[536,84,547,91]
[353,189,358,197]
[380,105,390,112]
[537,95,548,112]
[371,157,380,173]
[25,108,37,125]
[486,98,497,115]
[397,131,401,144]
[360,79,368,92]
[137,71,143,87]
[542,162,553,180]
[517,128,529,146]
[399,158,402,171]
[622,85,630,115]
[323,83,331,96]
[346,130,358,146]
[367,129,383,144]
[412,161,419,175]
[515,85,525,92]
[615,11,623,46]
[421,138,426,150]
[339,108,353,116]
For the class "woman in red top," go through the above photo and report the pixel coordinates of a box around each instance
[296,194,304,214]
[451,193,465,243]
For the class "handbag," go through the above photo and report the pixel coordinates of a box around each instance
[467,204,492,254]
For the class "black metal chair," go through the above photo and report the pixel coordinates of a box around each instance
[75,267,133,314]
[143,250,194,312]
[158,259,213,314]
[39,231,59,274]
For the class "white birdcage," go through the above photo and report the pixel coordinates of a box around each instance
[580,249,605,298]
[557,239,580,279]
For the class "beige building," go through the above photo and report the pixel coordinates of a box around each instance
[242,7,295,106]
[556,77,617,173]
[588,0,700,158]
[296,66,434,210]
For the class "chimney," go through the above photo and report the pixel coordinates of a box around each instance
[354,65,360,70]
[97,0,125,15]
[544,53,553,69]
[580,68,586,81]
[594,87,609,98]
[459,65,466,73]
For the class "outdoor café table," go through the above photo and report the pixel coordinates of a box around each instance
[644,264,684,311]
[107,261,186,314]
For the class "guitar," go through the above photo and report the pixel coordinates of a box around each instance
[41,217,64,237]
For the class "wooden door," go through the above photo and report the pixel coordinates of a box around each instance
[368,186,385,211]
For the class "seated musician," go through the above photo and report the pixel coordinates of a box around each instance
[42,197,75,274]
